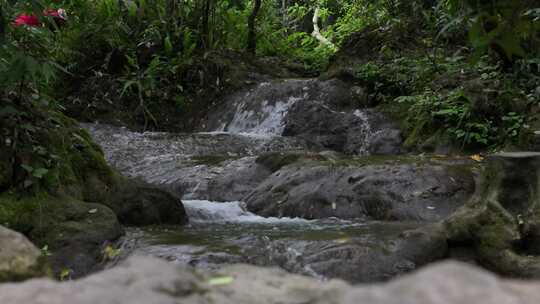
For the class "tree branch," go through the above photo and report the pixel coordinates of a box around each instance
[311,7,334,48]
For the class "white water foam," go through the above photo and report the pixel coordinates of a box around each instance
[221,96,301,136]
[183,200,309,224]
[353,109,374,155]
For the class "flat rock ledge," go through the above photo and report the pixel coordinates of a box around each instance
[0,256,539,304]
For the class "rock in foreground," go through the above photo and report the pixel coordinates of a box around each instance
[1,256,539,304]
[0,226,47,282]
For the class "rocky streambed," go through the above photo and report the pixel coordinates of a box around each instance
[6,77,540,304]
[82,78,478,283]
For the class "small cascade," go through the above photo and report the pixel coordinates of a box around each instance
[353,109,374,156]
[221,96,301,135]
[182,200,308,224]
[205,79,315,135]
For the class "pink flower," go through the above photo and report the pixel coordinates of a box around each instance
[43,9,61,18]
[12,9,67,28]
[13,14,41,27]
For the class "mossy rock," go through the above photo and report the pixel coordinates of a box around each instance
[1,105,187,277]
[0,193,123,278]
[0,225,49,282]
[105,179,187,226]
[256,152,331,173]
[256,153,304,172]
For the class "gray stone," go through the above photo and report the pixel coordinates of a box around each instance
[0,226,47,282]
[107,180,188,226]
[84,123,309,200]
[283,101,403,155]
[241,223,447,283]
[25,198,123,279]
[246,158,475,221]
[1,257,540,304]
[200,78,363,133]
[343,260,540,304]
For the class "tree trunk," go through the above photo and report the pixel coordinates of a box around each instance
[200,0,213,49]
[311,7,334,48]
[0,4,5,46]
[441,152,540,277]
[247,0,262,54]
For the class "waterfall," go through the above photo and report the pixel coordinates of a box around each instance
[182,200,308,224]
[221,96,301,136]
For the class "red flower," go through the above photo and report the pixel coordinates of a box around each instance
[13,14,41,27]
[12,9,67,28]
[43,9,60,18]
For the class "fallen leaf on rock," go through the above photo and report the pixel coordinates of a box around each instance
[470,154,484,162]
[335,237,351,244]
[208,276,235,286]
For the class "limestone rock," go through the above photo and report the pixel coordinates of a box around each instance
[1,257,540,304]
[0,225,47,282]
[246,158,475,221]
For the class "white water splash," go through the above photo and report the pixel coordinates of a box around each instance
[183,200,308,224]
[220,96,301,135]
[353,109,374,156]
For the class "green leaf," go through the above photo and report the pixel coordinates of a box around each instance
[207,276,235,286]
[32,168,49,179]
[21,165,34,173]
[164,36,173,55]
[59,268,72,281]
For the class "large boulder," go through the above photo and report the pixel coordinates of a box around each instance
[245,156,476,221]
[1,256,540,304]
[83,123,308,200]
[241,222,447,283]
[106,180,188,226]
[0,194,123,278]
[30,198,123,278]
[0,225,47,282]
[205,157,273,201]
[282,102,403,155]
[200,78,364,134]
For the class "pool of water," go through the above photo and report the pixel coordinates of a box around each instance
[116,200,423,278]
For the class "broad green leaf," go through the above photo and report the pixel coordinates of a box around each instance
[32,168,49,179]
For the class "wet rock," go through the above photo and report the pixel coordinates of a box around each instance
[343,260,540,304]
[84,124,308,200]
[205,157,273,202]
[242,222,447,283]
[283,101,403,155]
[246,157,475,221]
[2,256,540,304]
[25,197,123,278]
[0,225,47,282]
[107,180,187,226]
[201,78,363,134]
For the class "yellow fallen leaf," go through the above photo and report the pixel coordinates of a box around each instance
[470,154,484,162]
[103,245,121,259]
[207,276,235,286]
[335,237,351,244]
[59,268,72,281]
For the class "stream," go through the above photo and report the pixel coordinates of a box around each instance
[85,78,476,283]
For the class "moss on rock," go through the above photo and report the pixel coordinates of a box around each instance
[0,225,50,282]
[1,106,187,277]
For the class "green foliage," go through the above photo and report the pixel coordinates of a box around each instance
[355,49,535,150]
[440,0,540,63]
[396,89,494,147]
